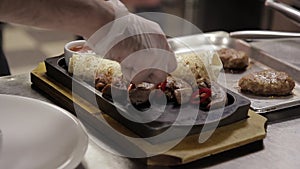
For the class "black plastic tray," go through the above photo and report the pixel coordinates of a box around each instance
[45,55,250,141]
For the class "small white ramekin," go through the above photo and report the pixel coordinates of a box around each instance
[64,40,87,66]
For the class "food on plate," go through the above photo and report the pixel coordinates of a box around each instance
[69,45,94,54]
[105,76,227,109]
[171,53,211,88]
[168,76,193,105]
[189,82,227,109]
[238,70,295,96]
[209,82,228,108]
[127,83,156,106]
[217,48,249,69]
[101,75,193,106]
[69,54,123,84]
[127,76,193,105]
[68,53,226,109]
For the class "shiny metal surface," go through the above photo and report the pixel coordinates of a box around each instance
[265,0,300,25]
[251,38,300,68]
[168,35,300,113]
[230,30,300,39]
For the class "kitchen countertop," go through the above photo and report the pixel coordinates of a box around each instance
[1,39,300,169]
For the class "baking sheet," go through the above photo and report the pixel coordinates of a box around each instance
[168,35,300,113]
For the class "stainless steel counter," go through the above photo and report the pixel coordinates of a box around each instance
[1,39,300,169]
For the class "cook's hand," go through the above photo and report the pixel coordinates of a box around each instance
[86,0,177,85]
[121,0,162,7]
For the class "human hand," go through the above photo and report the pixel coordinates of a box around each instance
[121,0,162,7]
[86,0,176,85]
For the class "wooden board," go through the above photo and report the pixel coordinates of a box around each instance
[31,62,267,166]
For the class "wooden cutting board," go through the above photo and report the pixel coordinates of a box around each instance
[31,62,267,166]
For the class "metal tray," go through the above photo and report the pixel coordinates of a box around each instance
[167,35,300,113]
[45,55,250,142]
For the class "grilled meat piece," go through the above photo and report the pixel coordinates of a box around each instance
[174,88,193,105]
[208,82,228,109]
[128,83,155,105]
[239,70,295,96]
[168,76,193,104]
[217,48,249,69]
[128,76,193,105]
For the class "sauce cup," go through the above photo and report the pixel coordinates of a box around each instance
[64,40,94,66]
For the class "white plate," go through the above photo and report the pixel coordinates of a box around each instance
[0,94,88,169]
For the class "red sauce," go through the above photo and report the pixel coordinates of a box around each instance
[69,45,84,52]
[69,45,94,54]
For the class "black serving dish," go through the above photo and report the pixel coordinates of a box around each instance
[45,55,251,142]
